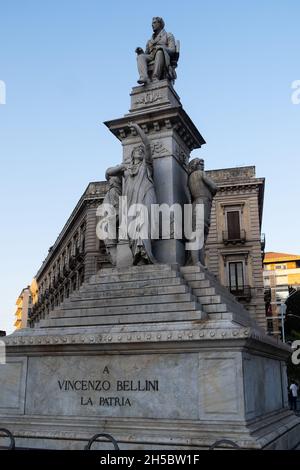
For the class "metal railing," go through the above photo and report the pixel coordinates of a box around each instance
[85,433,120,450]
[0,428,15,450]
[0,428,243,451]
[228,285,252,301]
[209,439,240,450]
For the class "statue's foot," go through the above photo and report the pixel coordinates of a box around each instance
[152,77,159,83]
[196,261,207,270]
[137,77,150,85]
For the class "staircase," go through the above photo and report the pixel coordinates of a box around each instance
[36,264,254,330]
[180,265,255,327]
[38,264,207,329]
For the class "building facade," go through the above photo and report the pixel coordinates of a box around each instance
[14,287,32,329]
[205,166,266,329]
[263,252,300,336]
[29,167,266,330]
[29,182,109,326]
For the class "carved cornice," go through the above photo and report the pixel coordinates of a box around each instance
[2,326,263,347]
[216,183,262,194]
[104,106,206,152]
[4,325,290,358]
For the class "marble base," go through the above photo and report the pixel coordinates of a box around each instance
[0,323,299,450]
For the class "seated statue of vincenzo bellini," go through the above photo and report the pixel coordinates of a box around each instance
[135,17,179,85]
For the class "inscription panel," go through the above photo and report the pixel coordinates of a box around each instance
[25,353,198,419]
[0,357,27,414]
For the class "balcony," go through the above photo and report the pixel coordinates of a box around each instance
[228,285,252,302]
[222,229,246,245]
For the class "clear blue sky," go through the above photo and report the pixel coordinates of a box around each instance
[0,0,299,333]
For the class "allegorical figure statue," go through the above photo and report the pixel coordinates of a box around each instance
[188,158,217,266]
[105,122,157,265]
[102,174,122,265]
[135,17,179,85]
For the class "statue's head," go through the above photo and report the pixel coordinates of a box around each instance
[188,158,204,174]
[105,173,122,191]
[131,145,145,163]
[152,17,165,33]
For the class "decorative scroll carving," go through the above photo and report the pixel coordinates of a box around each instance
[135,91,162,106]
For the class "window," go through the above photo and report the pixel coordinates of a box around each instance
[80,222,86,253]
[227,211,240,239]
[73,233,79,255]
[229,261,244,291]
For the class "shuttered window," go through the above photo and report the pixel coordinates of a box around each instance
[229,262,244,291]
[227,211,240,239]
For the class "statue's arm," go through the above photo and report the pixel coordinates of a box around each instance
[129,122,152,164]
[165,33,176,55]
[105,164,125,179]
[202,174,218,195]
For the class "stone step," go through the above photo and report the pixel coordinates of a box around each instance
[97,264,174,276]
[193,286,216,296]
[180,266,201,274]
[181,266,239,303]
[188,279,211,289]
[72,284,190,300]
[180,272,206,282]
[182,269,242,311]
[192,287,239,307]
[62,292,196,310]
[203,303,227,313]
[40,309,205,328]
[50,300,202,318]
[80,276,186,292]
[196,269,242,306]
[196,294,222,305]
[89,270,180,284]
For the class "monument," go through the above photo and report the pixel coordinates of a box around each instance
[0,17,299,450]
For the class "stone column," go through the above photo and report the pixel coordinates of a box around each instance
[104,80,206,265]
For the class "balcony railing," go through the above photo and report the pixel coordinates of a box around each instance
[222,229,246,245]
[228,285,252,301]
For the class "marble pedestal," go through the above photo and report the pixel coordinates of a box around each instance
[104,80,206,266]
[0,264,299,450]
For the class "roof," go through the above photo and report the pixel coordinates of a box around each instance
[264,252,300,263]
